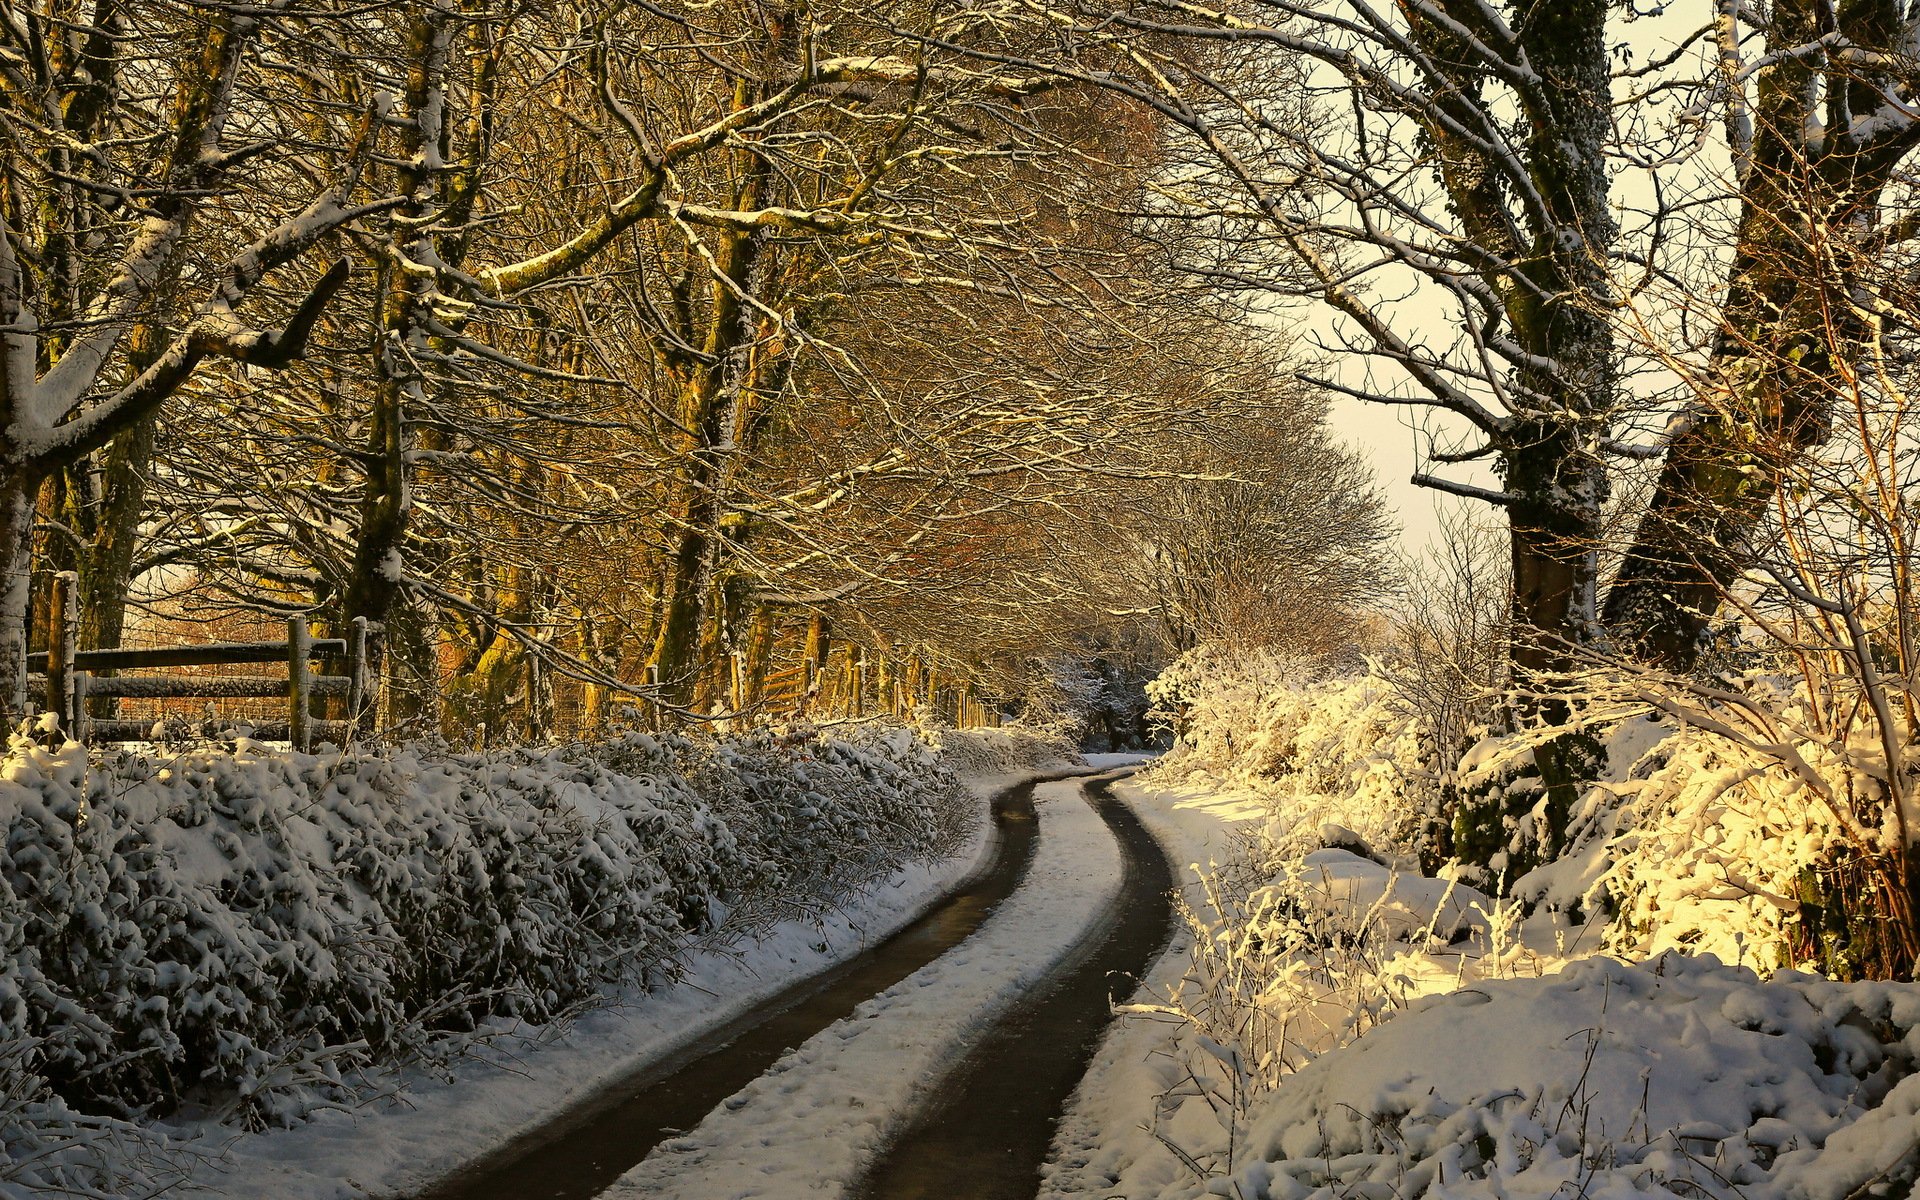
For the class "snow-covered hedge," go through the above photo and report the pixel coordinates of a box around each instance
[1144,646,1435,861]
[1144,647,1920,977]
[0,724,969,1137]
[916,724,1081,782]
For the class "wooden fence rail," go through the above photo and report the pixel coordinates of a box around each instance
[24,641,348,672]
[33,573,371,750]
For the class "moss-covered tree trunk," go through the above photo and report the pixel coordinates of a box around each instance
[1391,1,1619,866]
[1605,0,1920,670]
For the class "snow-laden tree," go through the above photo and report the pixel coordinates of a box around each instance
[60,0,1323,737]
[957,0,1620,800]
[1075,395,1393,657]
[1606,0,1920,671]
[0,2,405,720]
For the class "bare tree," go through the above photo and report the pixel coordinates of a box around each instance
[1093,396,1393,656]
[953,0,1622,801]
[0,2,404,719]
[1606,1,1920,671]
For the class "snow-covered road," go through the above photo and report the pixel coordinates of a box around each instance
[182,771,1026,1200]
[852,775,1176,1199]
[596,775,1128,1198]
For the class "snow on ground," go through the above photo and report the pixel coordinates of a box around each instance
[1047,775,1920,1200]
[1226,954,1920,1200]
[597,776,1124,1199]
[1082,751,1158,771]
[174,757,1059,1200]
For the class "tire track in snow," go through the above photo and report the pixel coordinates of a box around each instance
[416,772,1082,1200]
[592,775,1132,1199]
[851,777,1177,1200]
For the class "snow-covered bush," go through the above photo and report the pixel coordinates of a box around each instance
[1120,846,1547,1188]
[0,1039,208,1199]
[1490,670,1920,980]
[1148,640,1919,980]
[1145,646,1435,861]
[1212,954,1920,1200]
[916,723,1081,781]
[0,724,970,1133]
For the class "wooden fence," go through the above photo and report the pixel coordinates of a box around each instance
[28,574,372,750]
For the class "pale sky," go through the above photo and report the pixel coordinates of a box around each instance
[1328,396,1462,557]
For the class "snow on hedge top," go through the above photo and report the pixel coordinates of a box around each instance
[1225,953,1920,1200]
[0,725,970,1135]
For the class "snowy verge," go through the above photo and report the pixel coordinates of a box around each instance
[1044,776,1593,1200]
[598,776,1124,1199]
[1048,779,1920,1200]
[1222,954,1920,1200]
[1043,777,1267,1199]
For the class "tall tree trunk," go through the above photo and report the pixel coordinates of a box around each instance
[78,415,156,659]
[1398,0,1614,710]
[651,513,719,712]
[341,8,454,723]
[1604,0,1918,670]
[343,358,418,710]
[739,604,778,712]
[649,230,764,711]
[1414,0,1617,841]
[797,612,830,717]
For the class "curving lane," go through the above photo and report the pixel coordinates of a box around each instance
[850,776,1177,1200]
[415,772,1085,1200]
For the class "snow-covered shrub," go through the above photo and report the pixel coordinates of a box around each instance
[1145,646,1434,861]
[0,1039,208,1199]
[0,723,970,1135]
[1121,848,1540,1187]
[1490,671,1920,979]
[1211,954,1920,1200]
[917,723,1080,781]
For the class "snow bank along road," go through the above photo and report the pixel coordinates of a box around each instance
[420,771,1159,1190]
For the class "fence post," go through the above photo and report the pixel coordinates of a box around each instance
[346,616,371,739]
[47,571,77,734]
[288,617,313,752]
